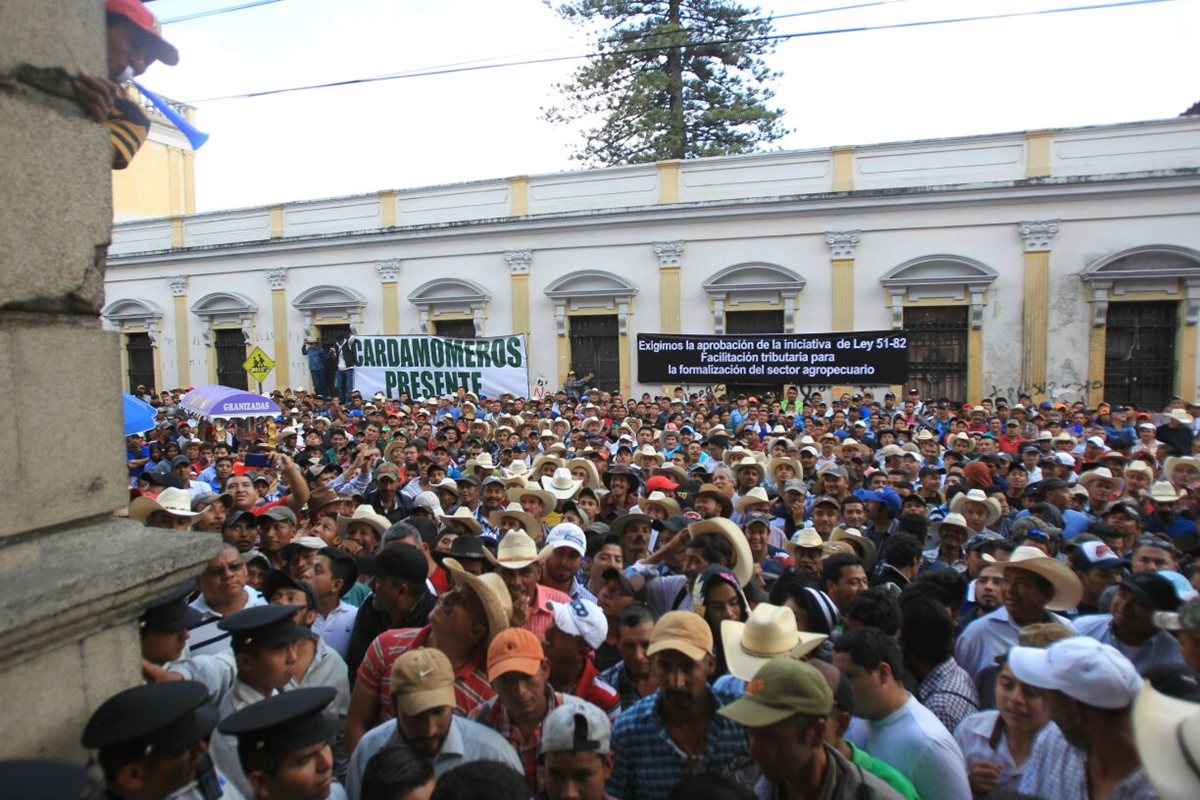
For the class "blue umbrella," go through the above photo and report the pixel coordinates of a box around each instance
[122,392,157,436]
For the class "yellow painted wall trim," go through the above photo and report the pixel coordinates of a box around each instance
[832,147,854,192]
[183,150,196,214]
[968,328,984,404]
[658,160,681,204]
[380,282,400,335]
[1026,131,1053,178]
[619,332,632,398]
[269,205,285,239]
[1176,316,1197,400]
[509,177,530,216]
[1021,251,1050,399]
[173,294,189,387]
[659,265,681,334]
[511,273,531,333]
[170,216,184,248]
[557,325,571,389]
[831,258,854,331]
[271,288,290,388]
[378,190,397,228]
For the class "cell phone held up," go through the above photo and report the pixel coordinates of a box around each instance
[244,453,271,469]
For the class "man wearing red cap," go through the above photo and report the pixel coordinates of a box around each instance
[73,0,179,168]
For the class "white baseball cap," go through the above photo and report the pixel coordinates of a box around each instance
[542,522,586,557]
[549,599,608,650]
[539,700,611,757]
[1009,636,1142,709]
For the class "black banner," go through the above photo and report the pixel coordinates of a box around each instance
[637,331,909,385]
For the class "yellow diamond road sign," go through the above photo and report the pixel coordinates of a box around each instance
[243,347,275,383]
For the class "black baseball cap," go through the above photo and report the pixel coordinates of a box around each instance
[82,681,217,754]
[260,572,317,611]
[357,543,428,582]
[1120,572,1182,611]
[217,604,309,649]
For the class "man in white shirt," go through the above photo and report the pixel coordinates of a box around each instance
[310,547,360,661]
[835,627,971,800]
[187,543,265,656]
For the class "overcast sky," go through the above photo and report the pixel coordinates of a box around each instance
[141,0,1199,212]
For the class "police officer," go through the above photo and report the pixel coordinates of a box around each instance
[218,686,347,799]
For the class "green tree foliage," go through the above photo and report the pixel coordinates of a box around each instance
[545,0,789,165]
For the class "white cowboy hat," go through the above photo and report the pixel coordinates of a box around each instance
[1167,408,1195,424]
[829,527,877,571]
[129,487,200,523]
[429,477,459,498]
[529,454,566,477]
[721,603,828,682]
[487,502,542,535]
[1133,671,1200,800]
[634,444,665,469]
[767,456,804,481]
[638,491,682,517]
[335,505,391,540]
[440,506,483,536]
[949,488,1002,527]
[507,481,557,512]
[541,467,583,500]
[1078,467,1124,491]
[484,529,549,571]
[468,453,497,472]
[785,528,824,554]
[687,517,753,586]
[1144,480,1185,503]
[566,457,602,489]
[983,545,1083,611]
[442,558,512,642]
[936,512,970,532]
[1162,456,1200,481]
[734,486,772,514]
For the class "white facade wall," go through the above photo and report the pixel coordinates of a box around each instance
[104,118,1200,404]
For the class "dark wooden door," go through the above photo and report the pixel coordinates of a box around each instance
[435,319,477,339]
[214,328,248,390]
[904,306,968,404]
[125,332,155,392]
[569,315,619,392]
[1104,301,1177,409]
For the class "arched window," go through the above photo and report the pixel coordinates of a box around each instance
[292,285,368,337]
[544,270,639,394]
[408,277,492,336]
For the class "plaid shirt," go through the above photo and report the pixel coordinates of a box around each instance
[600,661,651,711]
[469,687,578,793]
[916,657,980,734]
[608,689,752,800]
[356,625,493,726]
[1019,722,1157,800]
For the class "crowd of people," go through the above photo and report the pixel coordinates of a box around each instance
[42,382,1200,799]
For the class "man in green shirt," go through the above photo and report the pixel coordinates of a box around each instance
[823,665,921,799]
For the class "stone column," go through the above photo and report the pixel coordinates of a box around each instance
[0,0,216,761]
[1018,220,1059,401]
[655,241,684,393]
[266,268,289,388]
[376,259,400,334]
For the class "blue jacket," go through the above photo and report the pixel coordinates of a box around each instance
[302,342,327,372]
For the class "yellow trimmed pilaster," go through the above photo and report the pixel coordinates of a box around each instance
[170,216,184,248]
[182,150,196,214]
[1026,131,1053,178]
[269,205,285,238]
[660,266,681,334]
[968,328,984,404]
[1087,324,1107,408]
[173,294,189,387]
[379,190,397,228]
[832,259,855,331]
[658,160,681,204]
[832,147,854,192]
[1022,250,1050,399]
[1177,315,1197,400]
[557,324,571,389]
[380,282,400,334]
[271,288,290,388]
[619,332,632,398]
[509,177,530,216]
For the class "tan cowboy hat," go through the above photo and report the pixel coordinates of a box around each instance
[767,456,803,482]
[507,481,557,511]
[1144,480,1185,503]
[441,506,483,535]
[529,454,566,477]
[383,439,407,463]
[634,445,665,469]
[983,545,1083,611]
[485,529,550,570]
[487,502,541,535]
[1125,460,1154,479]
[687,518,753,586]
[1167,408,1195,424]
[274,426,298,445]
[467,452,497,473]
[443,558,512,642]
[566,458,602,489]
[1078,467,1124,492]
[693,483,734,517]
[821,540,855,558]
[541,467,583,501]
[545,442,568,457]
[129,487,201,523]
[732,456,766,483]
[784,527,824,555]
[652,463,689,486]
[721,603,828,682]
[949,432,974,450]
[734,486,772,514]
[830,527,877,571]
[504,461,532,481]
[1162,456,1200,481]
[638,491,682,517]
[949,488,1002,526]
[335,505,391,540]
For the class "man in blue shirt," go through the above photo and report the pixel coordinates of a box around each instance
[608,611,752,800]
[302,337,329,397]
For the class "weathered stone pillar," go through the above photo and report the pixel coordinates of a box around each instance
[0,0,217,760]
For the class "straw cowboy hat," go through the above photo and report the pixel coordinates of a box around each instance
[983,545,1083,611]
[466,452,497,473]
[1144,480,1186,503]
[839,438,872,458]
[1167,408,1195,424]
[485,530,550,571]
[335,505,391,540]
[734,486,772,515]
[442,557,512,642]
[829,527,877,571]
[687,517,753,586]
[949,488,1003,527]
[949,432,974,451]
[541,467,583,501]
[507,482,557,511]
[822,540,855,558]
[1162,456,1200,481]
[129,487,200,523]
[767,457,804,482]
[440,506,483,536]
[1078,466,1124,492]
[634,445,665,470]
[732,456,766,483]
[785,528,824,555]
[639,491,682,518]
[487,502,541,535]
[609,511,656,541]
[530,454,566,477]
[383,439,407,464]
[566,457,602,489]
[652,463,689,486]
[721,603,828,682]
[1133,666,1200,800]
[692,483,734,517]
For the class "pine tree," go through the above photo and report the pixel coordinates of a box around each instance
[545,0,789,165]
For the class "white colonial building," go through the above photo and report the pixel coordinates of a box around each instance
[104,116,1200,407]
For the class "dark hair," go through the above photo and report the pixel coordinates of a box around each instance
[617,603,655,629]
[431,761,531,800]
[834,627,905,681]
[361,744,435,800]
[905,569,969,613]
[586,533,621,560]
[769,573,837,635]
[900,595,955,665]
[319,546,358,597]
[686,533,734,566]
[881,533,923,569]
[844,587,901,635]
[237,741,294,779]
[897,513,929,538]
[821,553,863,586]
[979,540,1016,559]
[840,497,865,512]
[667,774,757,800]
[406,516,441,549]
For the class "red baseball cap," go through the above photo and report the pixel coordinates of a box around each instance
[106,0,179,66]
[645,475,680,492]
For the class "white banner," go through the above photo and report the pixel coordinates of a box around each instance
[349,334,529,399]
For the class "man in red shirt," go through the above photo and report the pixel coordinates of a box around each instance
[487,530,571,640]
[544,599,621,721]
